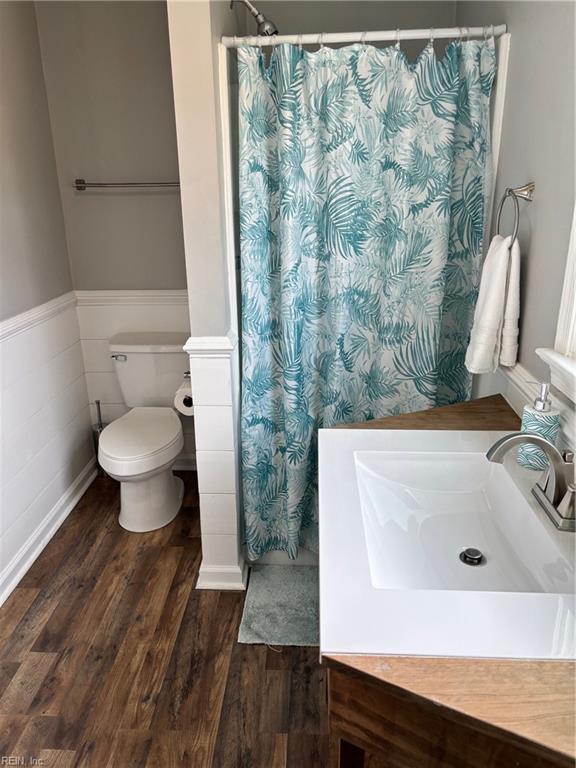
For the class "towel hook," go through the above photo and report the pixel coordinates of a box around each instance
[496,182,535,246]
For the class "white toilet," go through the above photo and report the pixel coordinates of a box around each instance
[98,332,190,532]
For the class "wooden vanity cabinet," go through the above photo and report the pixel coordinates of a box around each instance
[327,664,574,768]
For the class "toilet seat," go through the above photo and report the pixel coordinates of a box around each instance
[99,407,183,477]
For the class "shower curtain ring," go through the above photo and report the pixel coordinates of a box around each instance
[298,32,303,52]
[395,28,401,49]
[361,31,368,52]
[429,27,434,44]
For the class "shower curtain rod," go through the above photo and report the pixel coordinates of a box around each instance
[221,24,507,48]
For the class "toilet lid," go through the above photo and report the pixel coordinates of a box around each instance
[99,407,182,460]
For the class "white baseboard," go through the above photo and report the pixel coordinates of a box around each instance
[195,560,248,591]
[0,459,97,606]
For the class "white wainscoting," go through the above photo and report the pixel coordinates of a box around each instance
[0,293,96,604]
[186,333,247,590]
[75,290,196,469]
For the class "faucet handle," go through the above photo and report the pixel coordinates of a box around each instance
[563,452,575,486]
[537,466,552,495]
[557,482,576,520]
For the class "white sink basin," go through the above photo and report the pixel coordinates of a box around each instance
[319,429,575,659]
[355,451,573,594]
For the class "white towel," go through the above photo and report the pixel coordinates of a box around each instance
[499,237,520,366]
[465,234,520,374]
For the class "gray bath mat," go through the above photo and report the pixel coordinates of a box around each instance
[238,565,319,646]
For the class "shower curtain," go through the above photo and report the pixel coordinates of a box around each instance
[238,39,496,559]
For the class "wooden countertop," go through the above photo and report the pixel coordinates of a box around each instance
[336,392,521,431]
[324,394,576,763]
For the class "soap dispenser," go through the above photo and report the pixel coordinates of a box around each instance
[517,383,560,470]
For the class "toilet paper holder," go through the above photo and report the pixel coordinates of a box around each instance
[182,372,193,409]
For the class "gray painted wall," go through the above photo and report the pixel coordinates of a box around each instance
[35,1,186,291]
[0,2,72,321]
[255,1,457,59]
[457,1,574,381]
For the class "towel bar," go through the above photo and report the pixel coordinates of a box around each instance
[496,182,535,245]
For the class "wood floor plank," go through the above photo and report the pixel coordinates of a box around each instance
[0,714,27,757]
[0,660,20,698]
[37,750,77,768]
[259,669,291,733]
[213,643,298,768]
[145,729,212,768]
[150,588,221,732]
[288,647,328,735]
[167,505,201,543]
[0,652,57,714]
[11,714,60,760]
[286,732,330,768]
[0,588,40,645]
[179,470,199,509]
[188,591,244,755]
[72,643,149,767]
[17,479,116,589]
[150,589,242,764]
[28,543,159,720]
[0,495,117,662]
[0,472,329,766]
[30,519,135,653]
[104,729,153,768]
[27,532,155,713]
[121,541,201,729]
[73,548,184,766]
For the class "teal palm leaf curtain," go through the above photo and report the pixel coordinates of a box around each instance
[239,40,496,559]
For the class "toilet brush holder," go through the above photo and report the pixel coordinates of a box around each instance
[91,400,108,476]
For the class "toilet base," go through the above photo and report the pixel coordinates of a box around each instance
[118,469,184,532]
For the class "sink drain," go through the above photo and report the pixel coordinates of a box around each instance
[459,547,485,566]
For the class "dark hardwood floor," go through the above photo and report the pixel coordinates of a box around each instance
[0,472,329,767]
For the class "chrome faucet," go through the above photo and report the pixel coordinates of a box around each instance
[486,432,575,531]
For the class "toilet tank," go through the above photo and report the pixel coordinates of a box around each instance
[109,332,189,407]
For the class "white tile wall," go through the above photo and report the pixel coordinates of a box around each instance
[195,450,237,494]
[186,334,246,590]
[193,406,234,451]
[0,294,95,604]
[81,339,114,373]
[85,371,124,407]
[200,533,239,566]
[189,357,232,406]
[199,493,237,534]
